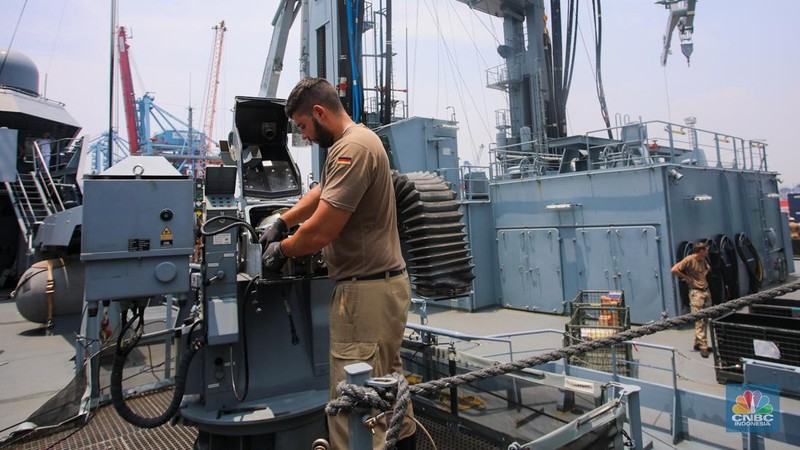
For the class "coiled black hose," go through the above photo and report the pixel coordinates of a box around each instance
[735,233,763,294]
[676,241,693,307]
[715,234,739,299]
[201,215,258,243]
[110,309,204,428]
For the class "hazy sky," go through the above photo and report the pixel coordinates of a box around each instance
[3,0,799,185]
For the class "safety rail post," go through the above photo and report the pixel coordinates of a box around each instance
[621,340,685,444]
[714,133,723,168]
[670,346,686,444]
[585,135,592,172]
[732,138,739,169]
[448,343,459,416]
[611,345,619,383]
[626,386,644,450]
[164,295,173,379]
[666,123,676,161]
[346,363,374,450]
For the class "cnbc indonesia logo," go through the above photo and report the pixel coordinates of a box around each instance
[731,390,774,427]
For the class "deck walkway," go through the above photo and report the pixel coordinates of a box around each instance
[1,279,799,448]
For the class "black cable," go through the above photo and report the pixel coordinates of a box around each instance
[200,215,258,243]
[705,238,726,305]
[735,233,763,293]
[186,318,204,345]
[231,277,258,402]
[562,0,579,111]
[716,234,739,299]
[109,308,205,429]
[591,0,612,138]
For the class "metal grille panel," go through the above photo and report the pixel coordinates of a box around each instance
[4,389,196,450]
[3,389,505,450]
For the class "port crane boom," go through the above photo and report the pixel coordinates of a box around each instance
[202,20,227,151]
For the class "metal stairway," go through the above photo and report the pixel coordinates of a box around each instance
[6,173,50,240]
[4,143,66,250]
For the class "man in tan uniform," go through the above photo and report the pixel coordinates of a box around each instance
[789,217,800,240]
[261,77,416,449]
[671,241,711,358]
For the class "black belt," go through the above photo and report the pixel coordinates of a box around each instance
[690,287,709,291]
[351,269,405,281]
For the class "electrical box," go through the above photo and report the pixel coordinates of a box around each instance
[81,156,194,301]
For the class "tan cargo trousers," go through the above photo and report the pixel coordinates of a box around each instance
[328,272,416,449]
[689,288,712,349]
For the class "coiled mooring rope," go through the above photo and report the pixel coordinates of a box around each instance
[326,279,800,450]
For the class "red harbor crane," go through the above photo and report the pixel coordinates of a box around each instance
[117,27,139,154]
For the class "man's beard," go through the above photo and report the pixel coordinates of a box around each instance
[312,116,336,148]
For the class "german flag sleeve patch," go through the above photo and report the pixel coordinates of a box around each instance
[336,156,352,165]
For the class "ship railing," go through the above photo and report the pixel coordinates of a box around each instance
[487,119,770,180]
[4,177,36,236]
[485,63,509,90]
[0,84,68,107]
[436,164,491,202]
[406,320,695,446]
[584,119,769,172]
[47,137,80,173]
[488,144,562,181]
[31,141,65,212]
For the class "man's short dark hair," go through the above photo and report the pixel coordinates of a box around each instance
[693,241,708,253]
[285,77,344,118]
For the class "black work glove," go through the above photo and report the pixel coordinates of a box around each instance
[263,241,287,273]
[259,217,288,247]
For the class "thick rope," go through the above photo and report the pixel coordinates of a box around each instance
[384,374,410,449]
[327,279,800,448]
[326,373,409,450]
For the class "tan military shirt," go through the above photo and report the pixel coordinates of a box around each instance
[675,254,710,290]
[319,124,405,281]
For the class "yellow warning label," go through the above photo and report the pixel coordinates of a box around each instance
[161,227,174,240]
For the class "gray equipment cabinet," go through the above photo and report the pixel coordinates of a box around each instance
[81,156,194,301]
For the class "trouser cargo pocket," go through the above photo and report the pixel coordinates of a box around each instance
[330,342,381,397]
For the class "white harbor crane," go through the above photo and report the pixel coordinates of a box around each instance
[199,20,227,176]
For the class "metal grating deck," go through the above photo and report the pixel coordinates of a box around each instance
[2,389,196,450]
[1,389,501,450]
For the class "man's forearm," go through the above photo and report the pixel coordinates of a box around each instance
[281,185,321,227]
